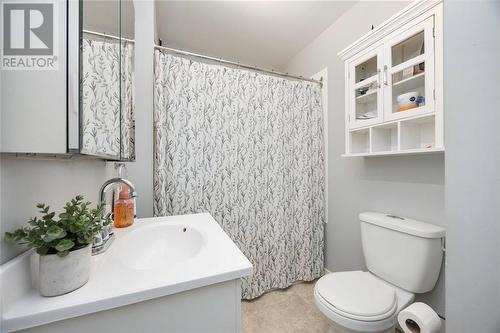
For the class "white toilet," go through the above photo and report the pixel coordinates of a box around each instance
[314,212,445,333]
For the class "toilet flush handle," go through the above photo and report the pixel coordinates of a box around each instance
[386,214,405,220]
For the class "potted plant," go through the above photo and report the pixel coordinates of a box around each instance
[5,195,109,296]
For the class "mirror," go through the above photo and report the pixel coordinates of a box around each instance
[80,0,135,161]
[120,0,136,161]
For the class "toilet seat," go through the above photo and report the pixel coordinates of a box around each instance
[315,271,397,322]
[314,271,416,332]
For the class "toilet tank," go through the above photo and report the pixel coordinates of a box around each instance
[360,212,445,294]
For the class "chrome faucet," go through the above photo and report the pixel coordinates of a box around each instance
[92,177,137,255]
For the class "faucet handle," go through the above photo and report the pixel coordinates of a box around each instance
[100,216,110,240]
[102,212,114,235]
[93,232,104,247]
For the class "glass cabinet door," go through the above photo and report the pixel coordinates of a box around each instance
[383,16,435,121]
[348,47,384,129]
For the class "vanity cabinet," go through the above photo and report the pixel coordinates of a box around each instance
[0,0,135,161]
[340,1,443,156]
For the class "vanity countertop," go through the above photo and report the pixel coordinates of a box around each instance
[1,213,253,332]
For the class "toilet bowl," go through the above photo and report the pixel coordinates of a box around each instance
[314,271,414,333]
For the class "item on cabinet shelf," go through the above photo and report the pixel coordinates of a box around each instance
[417,96,425,106]
[414,62,425,74]
[398,105,418,112]
[4,196,109,296]
[358,86,370,95]
[366,82,378,94]
[402,66,414,80]
[114,187,135,228]
[356,111,376,120]
[393,71,403,84]
[397,91,419,107]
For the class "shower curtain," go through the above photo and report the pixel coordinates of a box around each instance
[81,39,135,159]
[153,50,325,299]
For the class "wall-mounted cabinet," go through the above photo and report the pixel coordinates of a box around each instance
[0,0,135,161]
[339,1,443,157]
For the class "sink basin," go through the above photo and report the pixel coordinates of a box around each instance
[117,224,205,270]
[1,213,253,333]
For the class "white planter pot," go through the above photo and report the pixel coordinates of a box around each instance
[39,245,91,297]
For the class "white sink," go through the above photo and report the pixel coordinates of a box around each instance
[117,224,205,269]
[1,213,253,332]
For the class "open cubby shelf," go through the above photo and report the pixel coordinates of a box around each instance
[345,114,442,157]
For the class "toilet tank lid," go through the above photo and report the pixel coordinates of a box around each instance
[359,212,445,239]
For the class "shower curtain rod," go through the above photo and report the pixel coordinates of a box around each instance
[154,44,322,86]
[83,29,135,43]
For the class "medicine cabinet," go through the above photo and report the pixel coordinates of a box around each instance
[1,0,135,161]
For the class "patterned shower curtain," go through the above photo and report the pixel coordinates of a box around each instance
[81,39,135,159]
[153,50,325,299]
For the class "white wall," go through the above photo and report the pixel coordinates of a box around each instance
[0,156,116,263]
[0,0,156,264]
[444,2,500,332]
[283,0,446,322]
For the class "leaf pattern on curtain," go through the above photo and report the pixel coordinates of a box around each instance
[121,41,136,160]
[153,51,325,299]
[82,39,121,157]
[81,39,135,160]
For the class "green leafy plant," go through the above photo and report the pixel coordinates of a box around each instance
[5,195,110,257]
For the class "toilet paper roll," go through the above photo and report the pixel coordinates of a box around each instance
[398,302,441,333]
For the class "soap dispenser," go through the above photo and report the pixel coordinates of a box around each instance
[113,187,134,228]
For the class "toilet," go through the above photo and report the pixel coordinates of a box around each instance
[314,212,445,333]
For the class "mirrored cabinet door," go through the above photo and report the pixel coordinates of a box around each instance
[120,0,136,161]
[80,0,135,161]
[0,0,68,154]
[0,0,135,159]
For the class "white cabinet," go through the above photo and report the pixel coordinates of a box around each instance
[0,0,135,161]
[340,1,443,156]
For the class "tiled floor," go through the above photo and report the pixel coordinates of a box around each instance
[241,281,330,333]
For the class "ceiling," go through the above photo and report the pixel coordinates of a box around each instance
[155,1,355,69]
